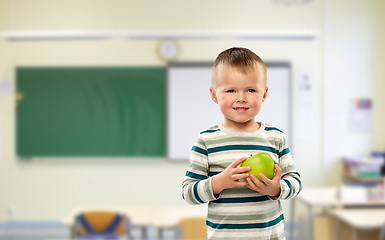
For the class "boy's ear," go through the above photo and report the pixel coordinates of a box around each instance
[262,86,269,102]
[209,87,218,104]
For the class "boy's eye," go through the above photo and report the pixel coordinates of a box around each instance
[226,90,235,93]
[247,89,256,92]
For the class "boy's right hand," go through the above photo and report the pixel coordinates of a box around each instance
[212,156,251,195]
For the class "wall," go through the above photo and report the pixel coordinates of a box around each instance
[323,0,385,186]
[0,0,383,221]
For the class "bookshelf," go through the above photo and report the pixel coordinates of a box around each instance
[342,169,383,183]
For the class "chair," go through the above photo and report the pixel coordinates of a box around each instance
[74,210,133,239]
[177,216,207,240]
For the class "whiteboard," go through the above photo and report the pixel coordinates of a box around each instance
[167,62,291,161]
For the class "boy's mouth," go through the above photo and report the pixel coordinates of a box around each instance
[233,107,249,111]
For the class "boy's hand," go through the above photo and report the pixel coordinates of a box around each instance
[246,164,282,198]
[212,156,251,195]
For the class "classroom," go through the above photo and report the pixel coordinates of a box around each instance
[0,0,384,239]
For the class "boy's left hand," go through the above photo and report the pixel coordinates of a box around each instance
[246,164,282,198]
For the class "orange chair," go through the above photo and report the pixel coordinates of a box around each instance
[177,216,207,240]
[74,210,133,239]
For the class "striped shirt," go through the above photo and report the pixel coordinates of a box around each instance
[182,123,302,240]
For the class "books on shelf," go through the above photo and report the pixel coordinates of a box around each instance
[342,153,384,180]
[341,152,385,201]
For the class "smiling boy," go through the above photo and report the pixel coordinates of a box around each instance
[182,47,302,240]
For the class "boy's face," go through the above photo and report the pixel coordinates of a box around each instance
[210,65,268,129]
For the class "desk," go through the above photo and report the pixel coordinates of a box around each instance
[297,187,385,208]
[295,187,340,240]
[296,187,385,240]
[331,208,385,240]
[61,205,207,240]
[297,187,339,207]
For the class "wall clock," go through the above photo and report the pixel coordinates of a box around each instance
[157,39,180,62]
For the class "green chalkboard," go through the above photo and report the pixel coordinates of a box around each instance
[16,67,166,157]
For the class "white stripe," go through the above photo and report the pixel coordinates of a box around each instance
[208,152,279,164]
[208,201,278,214]
[209,202,280,216]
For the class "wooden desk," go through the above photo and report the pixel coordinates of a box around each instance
[294,187,339,240]
[295,187,385,240]
[331,208,385,240]
[61,205,207,240]
[297,187,340,207]
[297,187,385,208]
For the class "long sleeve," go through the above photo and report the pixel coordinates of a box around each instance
[273,135,302,200]
[181,134,219,205]
[182,124,295,240]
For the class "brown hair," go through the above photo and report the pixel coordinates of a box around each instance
[211,47,267,88]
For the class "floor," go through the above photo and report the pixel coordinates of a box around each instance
[0,223,175,240]
[0,222,297,240]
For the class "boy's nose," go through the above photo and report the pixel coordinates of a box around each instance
[237,95,246,102]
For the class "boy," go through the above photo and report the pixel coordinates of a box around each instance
[181,47,302,240]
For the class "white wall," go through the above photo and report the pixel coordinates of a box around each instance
[323,0,385,185]
[0,0,383,221]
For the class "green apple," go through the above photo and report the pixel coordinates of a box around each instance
[240,152,275,182]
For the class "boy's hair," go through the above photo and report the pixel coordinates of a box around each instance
[211,47,267,88]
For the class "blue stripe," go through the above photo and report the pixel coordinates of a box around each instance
[193,182,205,203]
[208,145,278,155]
[264,127,283,133]
[278,148,290,158]
[281,172,300,178]
[192,146,208,156]
[104,214,123,233]
[283,179,292,199]
[209,171,221,177]
[207,214,284,229]
[77,214,95,234]
[200,129,220,134]
[212,196,270,204]
[292,176,302,196]
[185,171,207,180]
